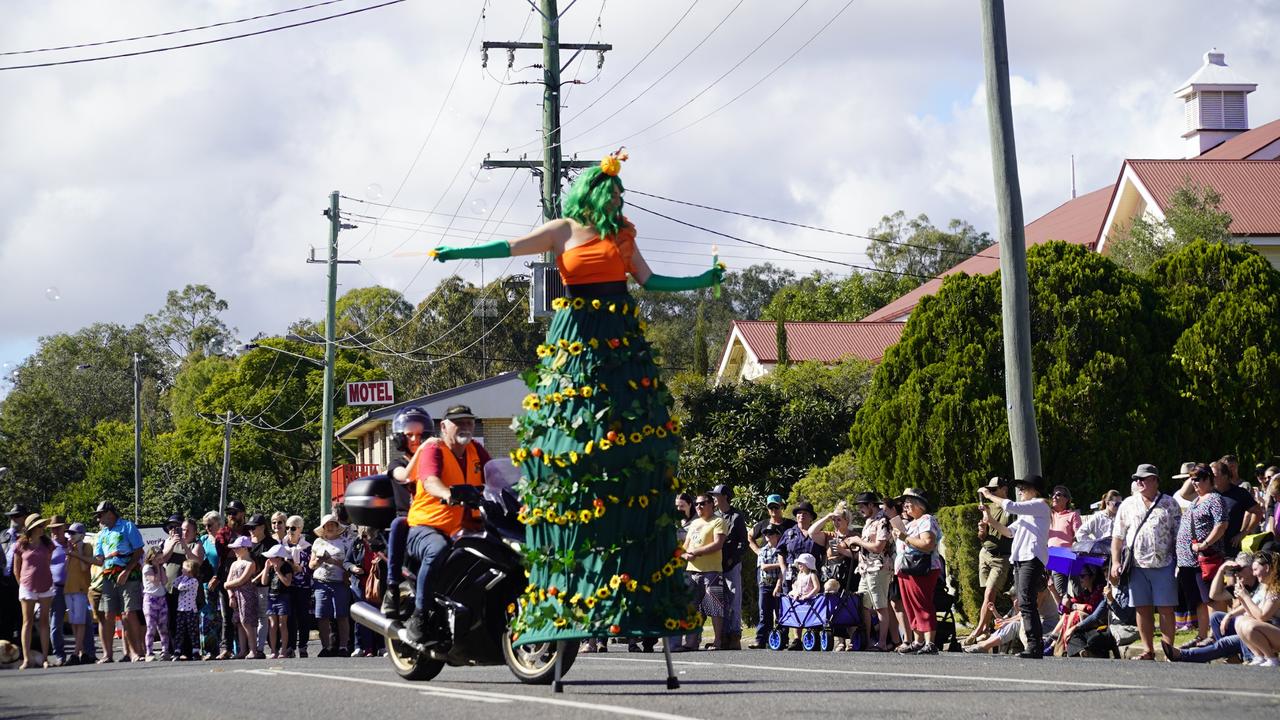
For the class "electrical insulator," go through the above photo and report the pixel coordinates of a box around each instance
[597,50,605,70]
[507,48,516,69]
[481,48,489,69]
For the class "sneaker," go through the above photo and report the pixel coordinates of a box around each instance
[1260,658,1279,667]
[298,648,309,658]
[915,643,939,655]
[351,648,364,657]
[158,653,172,662]
[1247,656,1266,666]
[144,654,157,663]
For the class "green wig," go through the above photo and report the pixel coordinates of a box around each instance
[563,166,625,238]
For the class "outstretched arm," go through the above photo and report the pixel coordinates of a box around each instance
[629,248,724,292]
[431,220,571,262]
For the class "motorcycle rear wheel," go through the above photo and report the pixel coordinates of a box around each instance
[387,637,444,682]
[502,635,578,685]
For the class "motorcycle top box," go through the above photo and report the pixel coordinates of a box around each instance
[343,473,395,529]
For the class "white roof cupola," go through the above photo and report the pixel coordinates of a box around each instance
[1174,49,1257,158]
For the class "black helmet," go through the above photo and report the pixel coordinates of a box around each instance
[392,406,433,453]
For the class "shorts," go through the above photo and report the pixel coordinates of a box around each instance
[268,595,291,616]
[857,567,893,610]
[1128,564,1178,608]
[978,549,1011,591]
[67,592,90,624]
[1176,565,1211,606]
[687,571,724,618]
[313,581,350,620]
[18,586,55,601]
[99,575,143,615]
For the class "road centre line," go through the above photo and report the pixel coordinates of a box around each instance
[581,656,1280,701]
[256,668,704,720]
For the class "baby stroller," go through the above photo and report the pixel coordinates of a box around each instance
[768,591,862,651]
[931,556,960,652]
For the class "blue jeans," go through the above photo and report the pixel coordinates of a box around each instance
[406,526,450,612]
[49,585,66,659]
[387,516,409,588]
[1179,611,1250,662]
[755,578,781,645]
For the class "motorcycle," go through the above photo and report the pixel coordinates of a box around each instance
[343,465,580,688]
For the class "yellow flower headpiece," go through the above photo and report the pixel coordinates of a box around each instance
[599,147,629,177]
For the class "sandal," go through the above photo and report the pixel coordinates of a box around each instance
[1131,650,1156,661]
[96,657,115,664]
[896,642,922,654]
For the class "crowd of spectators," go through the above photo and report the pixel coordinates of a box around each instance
[0,498,387,668]
[1,455,1276,669]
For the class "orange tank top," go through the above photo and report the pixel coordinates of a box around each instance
[556,221,637,285]
[407,443,483,535]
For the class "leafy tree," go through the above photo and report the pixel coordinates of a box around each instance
[867,211,991,278]
[775,315,789,367]
[1152,240,1280,463]
[762,270,917,323]
[1108,180,1234,274]
[144,284,235,360]
[853,242,1172,507]
[674,359,872,515]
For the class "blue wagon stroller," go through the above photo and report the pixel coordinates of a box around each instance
[768,591,862,651]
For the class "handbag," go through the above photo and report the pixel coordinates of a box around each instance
[901,549,932,576]
[1197,546,1225,583]
[1116,493,1162,585]
[363,552,387,605]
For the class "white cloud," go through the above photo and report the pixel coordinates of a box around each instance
[1,0,1277,367]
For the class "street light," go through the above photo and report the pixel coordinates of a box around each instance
[76,353,142,524]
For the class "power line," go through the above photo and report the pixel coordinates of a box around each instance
[0,0,408,71]
[627,202,937,280]
[0,0,353,57]
[628,190,1000,262]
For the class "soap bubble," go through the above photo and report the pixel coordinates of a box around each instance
[470,199,490,216]
[468,164,492,184]
[365,183,384,201]
[207,337,227,357]
[45,286,61,301]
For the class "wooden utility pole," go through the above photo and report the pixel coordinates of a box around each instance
[980,0,1041,478]
[481,1,611,316]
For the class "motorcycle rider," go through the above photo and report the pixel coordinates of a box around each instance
[381,406,433,619]
[403,404,490,643]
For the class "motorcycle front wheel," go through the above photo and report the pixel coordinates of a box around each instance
[387,637,445,682]
[501,634,578,685]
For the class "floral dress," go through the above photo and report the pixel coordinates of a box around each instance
[509,227,695,646]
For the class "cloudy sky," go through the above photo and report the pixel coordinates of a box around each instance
[2,0,1277,377]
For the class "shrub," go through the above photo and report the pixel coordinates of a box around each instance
[935,503,984,624]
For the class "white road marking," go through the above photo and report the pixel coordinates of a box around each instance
[420,690,511,704]
[581,656,1280,701]
[259,668,702,720]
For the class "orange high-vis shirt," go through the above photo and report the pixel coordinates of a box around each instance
[407,442,484,535]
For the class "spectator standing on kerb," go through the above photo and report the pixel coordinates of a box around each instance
[1111,463,1182,661]
[63,522,95,665]
[678,494,726,652]
[747,494,796,554]
[1214,458,1262,554]
[710,484,748,651]
[748,526,785,649]
[970,477,1013,643]
[848,492,895,651]
[2,503,32,653]
[44,515,70,664]
[981,474,1050,659]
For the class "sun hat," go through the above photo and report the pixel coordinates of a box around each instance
[793,553,817,571]
[313,512,347,536]
[1131,464,1159,480]
[895,488,930,511]
[22,513,50,534]
[47,514,68,530]
[854,491,879,505]
[4,503,30,519]
[1012,475,1046,495]
[790,500,816,519]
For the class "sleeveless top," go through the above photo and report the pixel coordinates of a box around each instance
[555,221,637,285]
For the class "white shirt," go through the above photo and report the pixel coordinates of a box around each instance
[1003,498,1050,563]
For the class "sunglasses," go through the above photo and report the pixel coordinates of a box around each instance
[1051,493,1067,498]
[694,501,711,507]
[288,527,301,532]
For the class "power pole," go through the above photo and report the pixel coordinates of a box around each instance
[980,0,1041,479]
[310,191,360,519]
[481,0,611,315]
[132,352,142,524]
[219,409,233,517]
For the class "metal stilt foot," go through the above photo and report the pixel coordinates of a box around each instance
[552,641,565,693]
[663,642,680,690]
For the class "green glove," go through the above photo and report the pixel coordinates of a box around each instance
[641,265,725,292]
[430,239,511,262]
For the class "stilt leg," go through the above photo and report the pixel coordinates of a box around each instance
[663,641,680,690]
[552,641,565,694]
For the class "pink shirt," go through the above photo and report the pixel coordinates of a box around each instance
[17,540,54,593]
[1048,509,1082,549]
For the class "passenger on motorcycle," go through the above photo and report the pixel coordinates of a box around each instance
[403,404,490,642]
[381,406,433,619]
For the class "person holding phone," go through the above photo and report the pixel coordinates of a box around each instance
[981,475,1050,659]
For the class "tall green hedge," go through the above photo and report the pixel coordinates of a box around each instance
[935,503,984,624]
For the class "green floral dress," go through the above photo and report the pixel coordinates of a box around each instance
[509,293,699,646]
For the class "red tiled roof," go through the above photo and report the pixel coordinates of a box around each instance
[731,320,905,364]
[1124,160,1280,235]
[861,186,1113,322]
[1198,118,1280,160]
